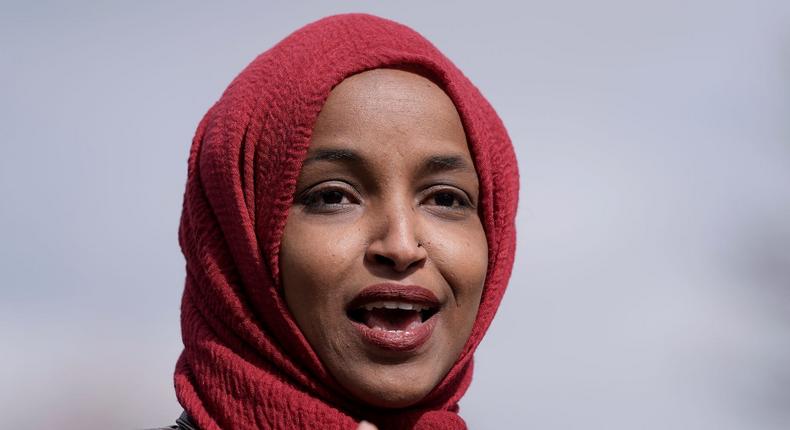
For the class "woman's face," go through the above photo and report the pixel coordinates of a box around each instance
[279,68,488,408]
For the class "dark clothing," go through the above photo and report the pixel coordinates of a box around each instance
[149,412,198,430]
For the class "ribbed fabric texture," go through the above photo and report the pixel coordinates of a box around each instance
[175,13,519,430]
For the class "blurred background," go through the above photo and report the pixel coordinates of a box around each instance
[2,1,789,428]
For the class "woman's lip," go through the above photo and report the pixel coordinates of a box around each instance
[346,283,441,352]
[346,283,441,310]
[350,315,437,352]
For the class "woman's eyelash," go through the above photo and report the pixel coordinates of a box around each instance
[300,187,355,210]
[298,183,474,214]
[425,189,473,209]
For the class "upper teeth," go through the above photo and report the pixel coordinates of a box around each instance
[362,301,428,312]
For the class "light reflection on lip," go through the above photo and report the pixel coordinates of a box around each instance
[349,316,438,352]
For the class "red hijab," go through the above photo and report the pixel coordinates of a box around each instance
[175,13,519,430]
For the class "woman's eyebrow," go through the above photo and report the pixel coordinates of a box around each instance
[303,148,362,165]
[302,148,473,175]
[422,154,474,174]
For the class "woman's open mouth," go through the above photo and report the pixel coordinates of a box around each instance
[346,283,441,352]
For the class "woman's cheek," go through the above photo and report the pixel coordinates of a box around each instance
[297,222,364,282]
[429,220,488,302]
[466,226,490,285]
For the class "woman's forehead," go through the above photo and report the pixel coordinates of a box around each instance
[315,70,466,140]
[307,68,472,167]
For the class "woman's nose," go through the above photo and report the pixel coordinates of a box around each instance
[365,205,427,273]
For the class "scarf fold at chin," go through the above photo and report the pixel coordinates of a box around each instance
[175,12,519,430]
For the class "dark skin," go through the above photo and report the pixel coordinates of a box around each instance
[279,69,488,421]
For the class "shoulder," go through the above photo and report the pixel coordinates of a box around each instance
[144,412,198,430]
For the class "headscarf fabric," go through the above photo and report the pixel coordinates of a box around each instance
[175,13,519,430]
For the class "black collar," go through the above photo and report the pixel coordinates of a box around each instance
[175,411,198,430]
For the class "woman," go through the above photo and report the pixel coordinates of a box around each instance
[168,13,518,430]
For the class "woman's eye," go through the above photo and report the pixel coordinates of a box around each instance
[318,190,344,204]
[427,190,471,209]
[434,192,459,206]
[300,186,356,212]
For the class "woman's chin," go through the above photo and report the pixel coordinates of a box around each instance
[344,369,438,409]
[320,312,458,409]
